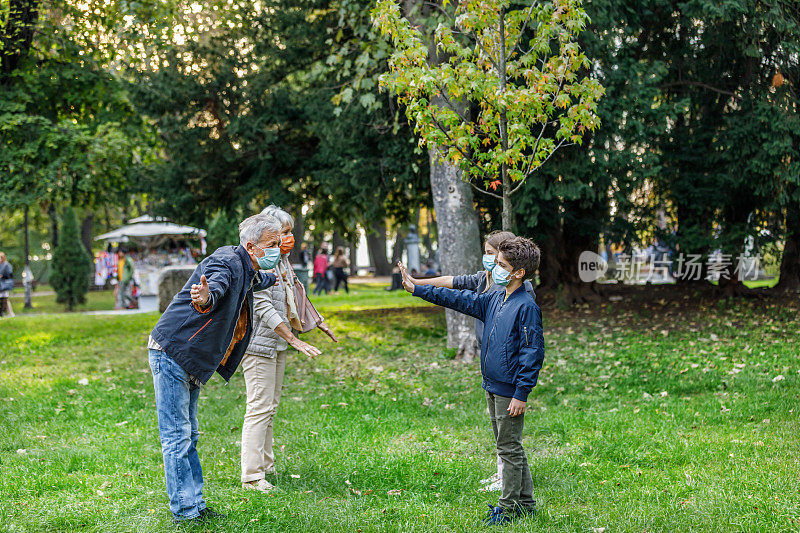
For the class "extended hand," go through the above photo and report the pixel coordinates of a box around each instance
[507,398,526,417]
[290,337,322,358]
[398,262,416,293]
[191,275,210,307]
[318,321,338,343]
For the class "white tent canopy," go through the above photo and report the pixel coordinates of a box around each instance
[95,215,207,247]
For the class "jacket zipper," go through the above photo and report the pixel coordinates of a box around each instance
[483,297,508,377]
[524,326,529,345]
[188,317,213,342]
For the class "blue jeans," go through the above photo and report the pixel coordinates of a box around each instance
[149,349,206,521]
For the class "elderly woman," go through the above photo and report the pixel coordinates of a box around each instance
[240,205,338,492]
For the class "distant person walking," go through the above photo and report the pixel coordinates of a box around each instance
[298,242,311,269]
[117,250,135,309]
[313,247,330,296]
[0,252,14,318]
[331,247,350,293]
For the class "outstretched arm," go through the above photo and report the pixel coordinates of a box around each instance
[400,262,489,321]
[190,258,232,312]
[405,271,455,288]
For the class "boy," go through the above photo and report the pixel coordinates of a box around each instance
[400,236,544,525]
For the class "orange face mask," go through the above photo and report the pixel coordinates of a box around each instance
[280,234,295,254]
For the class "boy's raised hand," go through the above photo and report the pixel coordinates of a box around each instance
[398,262,416,293]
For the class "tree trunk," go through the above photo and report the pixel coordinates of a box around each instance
[673,200,710,285]
[366,220,392,276]
[349,241,358,275]
[289,206,305,263]
[332,231,346,254]
[777,202,800,291]
[80,212,94,258]
[48,203,59,249]
[556,200,601,304]
[497,8,514,233]
[502,190,514,232]
[429,145,482,362]
[390,227,406,265]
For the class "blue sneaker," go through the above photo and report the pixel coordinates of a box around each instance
[482,504,512,526]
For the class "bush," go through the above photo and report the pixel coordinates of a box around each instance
[49,207,92,310]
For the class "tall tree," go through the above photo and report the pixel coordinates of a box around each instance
[373,0,603,230]
[50,206,92,310]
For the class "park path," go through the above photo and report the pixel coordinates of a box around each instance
[9,295,158,318]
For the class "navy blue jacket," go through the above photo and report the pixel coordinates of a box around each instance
[151,245,276,384]
[412,283,545,401]
[452,270,536,348]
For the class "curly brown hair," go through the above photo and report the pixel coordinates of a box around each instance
[497,236,540,279]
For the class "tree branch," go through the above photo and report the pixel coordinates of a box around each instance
[659,80,737,97]
[506,2,536,63]
[432,80,471,124]
[429,110,491,180]
[511,138,574,196]
[470,180,504,199]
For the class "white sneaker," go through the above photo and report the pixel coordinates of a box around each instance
[242,479,275,492]
[479,479,503,492]
[479,472,501,485]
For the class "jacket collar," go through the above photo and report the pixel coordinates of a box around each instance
[504,284,527,299]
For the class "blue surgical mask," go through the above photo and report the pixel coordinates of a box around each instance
[253,244,281,270]
[482,254,496,271]
[492,264,514,286]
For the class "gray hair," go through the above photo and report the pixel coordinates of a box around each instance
[239,213,281,246]
[260,204,294,229]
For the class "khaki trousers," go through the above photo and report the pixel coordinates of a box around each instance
[485,390,536,514]
[240,351,287,483]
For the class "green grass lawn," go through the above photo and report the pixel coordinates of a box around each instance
[1,287,799,532]
[10,288,117,315]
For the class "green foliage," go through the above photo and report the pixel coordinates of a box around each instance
[0,1,158,212]
[205,210,242,252]
[372,0,604,226]
[49,207,92,310]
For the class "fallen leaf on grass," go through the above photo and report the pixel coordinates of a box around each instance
[291,474,301,479]
[78,378,89,386]
[772,375,785,383]
[387,489,402,496]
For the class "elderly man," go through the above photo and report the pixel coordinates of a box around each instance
[147,213,281,524]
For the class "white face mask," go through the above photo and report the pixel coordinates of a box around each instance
[492,264,513,286]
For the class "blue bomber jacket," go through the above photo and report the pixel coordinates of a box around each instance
[412,283,545,402]
[150,245,276,384]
